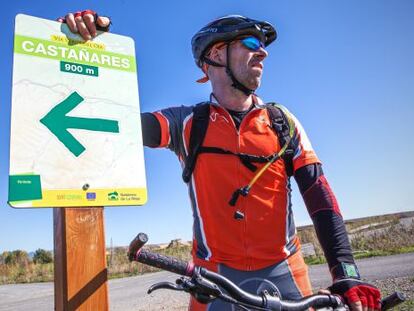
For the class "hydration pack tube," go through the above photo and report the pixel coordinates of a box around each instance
[182,103,297,206]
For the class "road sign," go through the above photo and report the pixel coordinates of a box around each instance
[9,14,147,207]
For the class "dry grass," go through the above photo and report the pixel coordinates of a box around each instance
[351,222,414,253]
[1,213,413,284]
[299,216,414,265]
[0,244,192,284]
[107,245,193,279]
[0,262,53,285]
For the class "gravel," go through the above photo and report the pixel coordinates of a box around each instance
[371,276,414,311]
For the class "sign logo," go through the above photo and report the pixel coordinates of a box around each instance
[107,191,119,201]
[86,192,96,200]
[56,194,82,201]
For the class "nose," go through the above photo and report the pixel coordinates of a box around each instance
[256,46,268,61]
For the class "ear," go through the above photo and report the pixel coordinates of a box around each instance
[209,44,227,66]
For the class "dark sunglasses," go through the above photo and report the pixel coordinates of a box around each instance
[240,36,265,51]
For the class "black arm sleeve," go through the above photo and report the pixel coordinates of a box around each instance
[294,164,356,279]
[141,112,161,147]
[294,163,324,194]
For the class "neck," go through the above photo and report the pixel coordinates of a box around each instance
[211,85,254,111]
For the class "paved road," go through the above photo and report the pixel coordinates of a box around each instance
[1,252,413,311]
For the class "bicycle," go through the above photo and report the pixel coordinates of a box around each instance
[128,233,406,310]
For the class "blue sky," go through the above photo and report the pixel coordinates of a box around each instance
[1,0,413,252]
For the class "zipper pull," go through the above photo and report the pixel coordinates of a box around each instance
[234,210,245,220]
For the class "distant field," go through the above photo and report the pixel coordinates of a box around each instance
[1,211,413,285]
[297,211,414,265]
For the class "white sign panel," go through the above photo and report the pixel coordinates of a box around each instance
[9,14,147,207]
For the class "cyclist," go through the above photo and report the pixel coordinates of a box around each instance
[61,10,381,311]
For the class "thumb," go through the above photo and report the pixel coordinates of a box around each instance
[318,289,331,295]
[96,16,111,28]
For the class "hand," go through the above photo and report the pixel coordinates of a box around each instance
[329,279,381,311]
[57,10,111,41]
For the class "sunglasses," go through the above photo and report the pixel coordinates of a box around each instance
[240,36,265,51]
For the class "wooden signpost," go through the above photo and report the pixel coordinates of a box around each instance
[9,14,147,310]
[54,208,108,310]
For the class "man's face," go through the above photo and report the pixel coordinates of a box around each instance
[229,37,268,90]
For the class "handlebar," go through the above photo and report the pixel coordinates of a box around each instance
[128,233,406,311]
[136,248,195,276]
[381,291,407,310]
[128,231,195,276]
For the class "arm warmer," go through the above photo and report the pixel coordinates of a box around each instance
[294,163,356,280]
[141,112,161,147]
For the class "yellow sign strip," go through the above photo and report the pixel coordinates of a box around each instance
[28,188,147,207]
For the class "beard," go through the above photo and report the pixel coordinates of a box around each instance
[231,62,263,90]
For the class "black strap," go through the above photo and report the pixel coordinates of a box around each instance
[225,43,255,96]
[182,103,210,183]
[182,103,297,183]
[203,57,225,68]
[198,146,276,172]
[266,104,296,177]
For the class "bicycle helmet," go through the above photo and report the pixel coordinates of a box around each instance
[191,15,277,95]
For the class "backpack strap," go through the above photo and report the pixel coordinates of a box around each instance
[182,103,211,183]
[229,104,297,207]
[266,103,297,177]
[182,102,298,184]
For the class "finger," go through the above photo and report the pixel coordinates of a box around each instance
[367,295,377,311]
[74,14,91,41]
[65,13,78,33]
[318,289,331,295]
[82,12,97,37]
[96,16,111,28]
[349,301,363,311]
[360,296,368,311]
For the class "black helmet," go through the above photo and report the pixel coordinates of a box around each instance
[192,15,277,68]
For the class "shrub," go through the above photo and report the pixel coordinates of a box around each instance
[33,249,53,264]
[3,250,30,266]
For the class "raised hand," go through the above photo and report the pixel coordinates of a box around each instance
[57,10,111,41]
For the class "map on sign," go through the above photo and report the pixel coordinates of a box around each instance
[8,14,147,208]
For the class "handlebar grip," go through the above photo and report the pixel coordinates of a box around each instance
[128,232,149,261]
[381,291,406,310]
[280,294,342,311]
[136,249,194,276]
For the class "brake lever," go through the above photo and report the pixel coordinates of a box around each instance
[180,276,222,304]
[147,281,185,294]
[148,275,239,307]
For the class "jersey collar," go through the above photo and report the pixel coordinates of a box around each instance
[209,93,265,110]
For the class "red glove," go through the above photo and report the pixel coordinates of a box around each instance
[330,279,381,310]
[57,10,111,32]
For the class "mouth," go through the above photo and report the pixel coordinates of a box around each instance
[251,62,263,70]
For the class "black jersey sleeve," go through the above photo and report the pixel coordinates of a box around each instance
[294,163,357,280]
[141,112,161,147]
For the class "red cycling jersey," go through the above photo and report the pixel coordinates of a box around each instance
[152,97,320,270]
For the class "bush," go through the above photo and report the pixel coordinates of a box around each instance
[3,250,30,266]
[33,249,53,264]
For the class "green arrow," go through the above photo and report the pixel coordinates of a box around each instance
[40,91,119,157]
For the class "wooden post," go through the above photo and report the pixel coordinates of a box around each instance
[54,207,109,311]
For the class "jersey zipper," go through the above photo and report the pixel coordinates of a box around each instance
[219,106,260,270]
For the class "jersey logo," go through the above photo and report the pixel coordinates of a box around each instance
[256,115,268,125]
[210,112,229,123]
